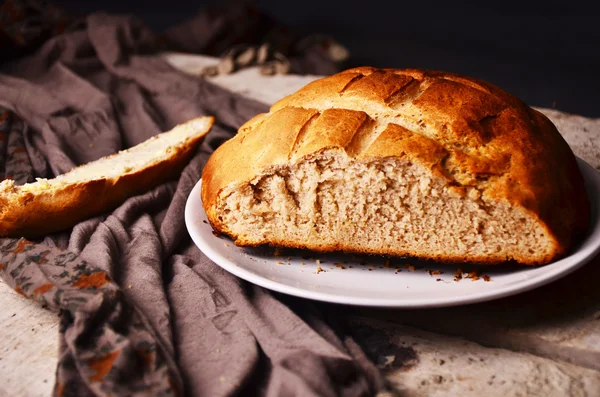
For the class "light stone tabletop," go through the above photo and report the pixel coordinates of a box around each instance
[1,53,599,397]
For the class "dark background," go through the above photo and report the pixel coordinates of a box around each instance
[56,0,600,117]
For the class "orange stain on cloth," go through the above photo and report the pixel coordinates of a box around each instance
[73,272,111,289]
[88,350,121,382]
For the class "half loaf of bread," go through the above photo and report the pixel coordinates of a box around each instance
[202,68,589,265]
[0,116,214,237]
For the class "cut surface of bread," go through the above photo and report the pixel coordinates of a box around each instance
[215,151,552,264]
[1,116,214,237]
[202,68,589,265]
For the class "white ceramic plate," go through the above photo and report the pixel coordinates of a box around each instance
[185,158,600,308]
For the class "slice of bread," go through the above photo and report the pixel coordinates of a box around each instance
[201,68,590,265]
[0,116,214,237]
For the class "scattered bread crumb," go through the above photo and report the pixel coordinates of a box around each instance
[427,268,443,276]
[466,270,480,281]
[454,267,464,281]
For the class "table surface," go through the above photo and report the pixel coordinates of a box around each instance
[2,53,600,397]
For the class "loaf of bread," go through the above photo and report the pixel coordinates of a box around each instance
[201,68,589,265]
[0,116,214,237]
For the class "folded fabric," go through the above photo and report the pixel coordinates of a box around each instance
[0,0,348,75]
[0,12,383,397]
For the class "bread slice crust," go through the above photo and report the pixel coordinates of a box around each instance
[1,116,214,237]
[202,68,589,265]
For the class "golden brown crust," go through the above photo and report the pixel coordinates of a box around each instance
[202,67,590,264]
[0,116,214,238]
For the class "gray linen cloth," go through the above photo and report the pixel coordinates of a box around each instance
[0,12,383,397]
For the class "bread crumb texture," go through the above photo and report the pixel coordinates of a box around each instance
[202,68,589,265]
[219,152,549,264]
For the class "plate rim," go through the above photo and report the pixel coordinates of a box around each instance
[185,157,600,308]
